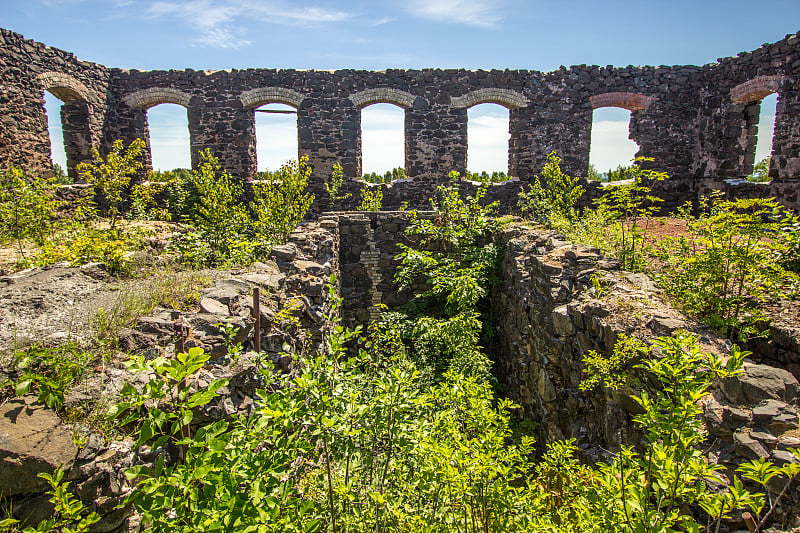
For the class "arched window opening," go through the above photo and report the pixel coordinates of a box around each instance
[255,103,298,175]
[751,92,778,181]
[361,103,404,183]
[467,103,509,181]
[589,107,639,181]
[43,91,67,180]
[146,103,191,172]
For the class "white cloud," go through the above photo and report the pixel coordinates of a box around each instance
[362,105,404,174]
[403,0,501,29]
[255,106,298,171]
[589,120,638,173]
[468,105,509,172]
[143,0,353,48]
[148,104,192,170]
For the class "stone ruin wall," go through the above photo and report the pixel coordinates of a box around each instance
[2,27,800,208]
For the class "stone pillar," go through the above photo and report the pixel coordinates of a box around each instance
[188,90,256,179]
[297,96,360,184]
[520,101,592,178]
[771,82,800,179]
[60,101,93,179]
[405,103,467,181]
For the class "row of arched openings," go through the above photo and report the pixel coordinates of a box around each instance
[43,90,780,179]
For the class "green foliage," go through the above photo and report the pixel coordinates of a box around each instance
[0,467,100,532]
[586,163,603,181]
[0,166,62,261]
[51,162,72,185]
[77,139,145,229]
[362,166,406,184]
[34,224,145,274]
[188,149,250,265]
[518,151,584,225]
[111,285,547,532]
[747,157,771,182]
[0,343,89,411]
[391,184,499,384]
[464,170,510,183]
[592,157,668,271]
[358,185,382,211]
[580,334,646,391]
[654,197,799,339]
[251,155,315,245]
[325,162,352,209]
[583,332,751,531]
[108,346,228,452]
[606,163,639,182]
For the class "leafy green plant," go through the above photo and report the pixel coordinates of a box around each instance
[654,198,798,338]
[108,346,228,452]
[358,185,382,211]
[77,138,145,229]
[391,183,499,384]
[518,151,584,225]
[584,332,753,532]
[0,166,62,261]
[0,467,100,532]
[325,162,352,208]
[747,157,771,183]
[0,343,89,411]
[251,155,314,246]
[34,224,144,274]
[188,149,251,265]
[592,157,668,272]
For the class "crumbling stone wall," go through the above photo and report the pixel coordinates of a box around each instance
[2,27,800,208]
[0,28,110,179]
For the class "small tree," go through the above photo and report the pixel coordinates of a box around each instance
[593,157,668,271]
[518,151,584,224]
[251,155,315,245]
[0,166,61,261]
[325,161,351,209]
[358,185,383,211]
[77,138,145,229]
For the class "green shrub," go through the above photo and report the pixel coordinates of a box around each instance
[251,155,315,246]
[391,184,499,384]
[358,185,382,211]
[591,157,667,272]
[747,157,771,182]
[77,139,145,229]
[518,151,584,225]
[654,197,798,339]
[326,162,351,209]
[1,343,89,411]
[0,166,62,262]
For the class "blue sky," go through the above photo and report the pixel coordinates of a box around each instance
[8,0,797,174]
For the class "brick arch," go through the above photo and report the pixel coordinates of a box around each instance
[35,71,97,103]
[590,92,655,111]
[349,88,416,109]
[450,88,529,109]
[123,87,192,109]
[730,75,784,104]
[240,87,305,108]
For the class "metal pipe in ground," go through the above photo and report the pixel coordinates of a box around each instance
[252,287,261,353]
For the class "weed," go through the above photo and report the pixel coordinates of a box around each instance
[91,269,212,341]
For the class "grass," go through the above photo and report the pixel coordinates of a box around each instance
[92,268,213,341]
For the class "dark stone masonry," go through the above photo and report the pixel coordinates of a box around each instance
[2,27,800,209]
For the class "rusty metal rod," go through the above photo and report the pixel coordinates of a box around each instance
[253,287,261,353]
